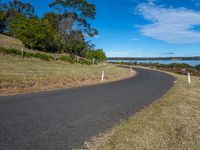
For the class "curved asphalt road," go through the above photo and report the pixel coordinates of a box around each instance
[0,68,175,150]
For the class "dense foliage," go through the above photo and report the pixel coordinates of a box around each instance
[195,64,200,71]
[86,49,106,62]
[0,0,106,60]
[0,0,6,32]
[9,14,62,52]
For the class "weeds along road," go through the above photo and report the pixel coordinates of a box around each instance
[0,68,175,150]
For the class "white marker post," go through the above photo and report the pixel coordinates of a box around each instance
[101,71,104,82]
[130,66,132,72]
[188,73,191,84]
[21,46,24,59]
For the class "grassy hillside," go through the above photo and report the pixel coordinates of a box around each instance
[0,33,23,50]
[0,33,58,55]
[0,34,134,95]
[0,54,133,96]
[85,71,200,150]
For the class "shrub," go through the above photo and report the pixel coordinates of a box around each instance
[59,55,74,63]
[34,53,54,61]
[86,49,106,63]
[196,64,200,71]
[80,59,92,65]
[0,47,94,64]
[0,47,21,55]
[0,47,53,61]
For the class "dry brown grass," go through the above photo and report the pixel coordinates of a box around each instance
[0,33,23,49]
[0,33,57,56]
[84,71,200,150]
[0,54,134,96]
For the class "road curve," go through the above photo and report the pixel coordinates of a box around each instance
[0,68,175,150]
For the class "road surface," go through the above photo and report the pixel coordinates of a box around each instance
[0,68,175,150]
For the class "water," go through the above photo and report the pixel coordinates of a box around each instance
[108,60,200,67]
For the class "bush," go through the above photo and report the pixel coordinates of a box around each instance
[196,64,200,71]
[0,47,54,61]
[0,47,95,64]
[59,56,74,63]
[0,47,21,55]
[79,59,92,65]
[34,53,54,61]
[86,49,106,63]
[167,63,192,69]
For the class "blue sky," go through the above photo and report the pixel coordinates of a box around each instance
[3,0,200,57]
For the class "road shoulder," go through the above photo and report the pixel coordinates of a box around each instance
[83,70,200,150]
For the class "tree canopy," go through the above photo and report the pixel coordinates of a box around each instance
[86,49,107,62]
[0,0,106,60]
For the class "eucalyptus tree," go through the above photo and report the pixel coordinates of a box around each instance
[0,0,7,32]
[0,0,36,32]
[49,0,98,43]
[7,0,35,19]
[43,12,59,31]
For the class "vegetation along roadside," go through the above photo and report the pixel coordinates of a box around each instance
[0,54,134,96]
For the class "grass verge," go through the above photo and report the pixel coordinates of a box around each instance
[0,54,134,96]
[84,70,200,150]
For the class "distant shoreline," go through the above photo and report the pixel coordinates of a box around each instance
[107,56,200,61]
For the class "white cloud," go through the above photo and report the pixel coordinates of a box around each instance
[137,4,200,44]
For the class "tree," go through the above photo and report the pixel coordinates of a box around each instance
[49,0,98,55]
[43,12,59,31]
[0,0,36,32]
[9,14,61,52]
[6,0,35,20]
[0,0,7,32]
[86,49,106,62]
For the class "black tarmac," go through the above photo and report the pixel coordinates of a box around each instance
[0,68,175,150]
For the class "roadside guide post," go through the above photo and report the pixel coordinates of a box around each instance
[188,73,191,84]
[21,46,24,59]
[101,71,104,82]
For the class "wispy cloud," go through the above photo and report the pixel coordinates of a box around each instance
[137,4,200,44]
[131,38,140,41]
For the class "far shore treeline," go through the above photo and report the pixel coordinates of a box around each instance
[108,56,200,61]
[0,0,106,62]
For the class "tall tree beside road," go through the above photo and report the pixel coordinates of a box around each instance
[49,0,98,55]
[0,0,7,32]
[6,0,35,19]
[43,12,59,32]
[9,14,61,51]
